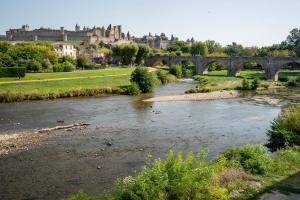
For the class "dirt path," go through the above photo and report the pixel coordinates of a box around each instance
[0,74,130,84]
[144,90,241,102]
[259,191,300,200]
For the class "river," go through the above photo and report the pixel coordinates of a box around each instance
[0,82,291,200]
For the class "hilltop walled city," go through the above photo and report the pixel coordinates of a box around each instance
[1,6,300,199]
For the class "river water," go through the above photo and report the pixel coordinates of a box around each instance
[0,82,290,200]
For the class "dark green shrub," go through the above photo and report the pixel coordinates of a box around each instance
[266,104,300,151]
[59,55,75,64]
[0,67,26,78]
[169,65,182,78]
[76,56,90,70]
[84,62,96,70]
[0,53,14,67]
[286,78,297,86]
[121,83,140,96]
[242,79,251,90]
[221,144,273,175]
[62,61,76,72]
[27,60,42,72]
[183,68,193,78]
[130,67,155,93]
[53,64,64,72]
[251,78,260,90]
[41,58,52,70]
[156,69,169,84]
[236,79,252,90]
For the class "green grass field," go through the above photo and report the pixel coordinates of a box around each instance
[0,75,131,94]
[0,67,134,82]
[191,70,300,92]
[0,67,135,102]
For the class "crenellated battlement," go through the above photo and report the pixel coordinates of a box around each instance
[5,24,131,44]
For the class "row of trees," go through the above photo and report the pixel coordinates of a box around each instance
[0,41,97,73]
[165,28,300,57]
[112,44,151,65]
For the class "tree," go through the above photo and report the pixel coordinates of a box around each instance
[120,44,139,66]
[76,55,89,70]
[205,40,222,54]
[0,53,14,67]
[27,60,42,72]
[224,42,244,57]
[8,43,58,64]
[169,65,182,78]
[287,28,300,56]
[41,58,52,70]
[167,41,190,54]
[130,67,155,93]
[59,55,75,64]
[0,41,13,53]
[190,42,208,56]
[62,61,76,72]
[135,44,150,65]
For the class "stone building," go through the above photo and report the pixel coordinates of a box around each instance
[53,43,77,58]
[6,24,132,44]
[135,33,176,49]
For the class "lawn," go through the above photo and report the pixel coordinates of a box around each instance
[197,70,300,91]
[0,67,135,102]
[0,75,131,94]
[0,67,134,82]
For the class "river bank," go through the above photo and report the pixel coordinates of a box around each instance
[0,82,285,200]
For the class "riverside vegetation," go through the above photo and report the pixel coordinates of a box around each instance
[63,104,300,200]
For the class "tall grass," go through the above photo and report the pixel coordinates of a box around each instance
[63,145,300,200]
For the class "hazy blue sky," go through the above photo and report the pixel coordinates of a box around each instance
[1,0,300,46]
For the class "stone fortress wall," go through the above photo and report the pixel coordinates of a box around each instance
[6,24,132,44]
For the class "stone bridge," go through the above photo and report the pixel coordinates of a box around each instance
[145,56,300,81]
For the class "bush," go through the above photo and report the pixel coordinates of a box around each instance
[0,53,14,67]
[27,60,42,72]
[130,67,155,93]
[169,65,182,78]
[53,64,64,72]
[0,67,26,78]
[185,76,209,93]
[156,69,169,84]
[251,78,260,90]
[221,144,273,175]
[121,83,140,96]
[76,56,90,70]
[84,62,96,70]
[41,58,52,70]
[62,61,76,72]
[286,78,297,86]
[266,104,300,151]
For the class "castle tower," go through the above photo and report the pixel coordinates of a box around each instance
[101,26,105,37]
[127,31,131,40]
[60,27,65,34]
[22,24,29,31]
[75,24,80,32]
[117,25,122,39]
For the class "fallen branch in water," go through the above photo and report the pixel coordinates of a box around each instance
[35,123,91,133]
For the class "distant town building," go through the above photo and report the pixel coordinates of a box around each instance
[53,43,77,58]
[6,24,132,44]
[135,33,177,49]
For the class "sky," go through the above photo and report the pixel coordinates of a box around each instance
[1,0,300,47]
